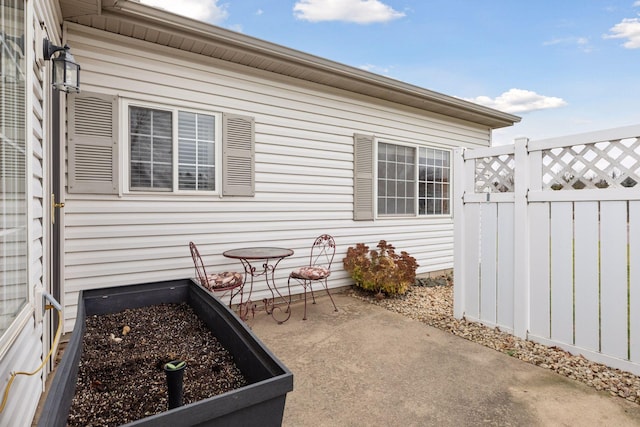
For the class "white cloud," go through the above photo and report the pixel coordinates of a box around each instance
[139,0,229,24]
[227,24,243,33]
[293,0,405,24]
[466,89,567,114]
[634,1,640,7]
[543,36,592,52]
[359,63,392,75]
[604,18,640,48]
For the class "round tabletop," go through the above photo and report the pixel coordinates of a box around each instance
[222,247,294,260]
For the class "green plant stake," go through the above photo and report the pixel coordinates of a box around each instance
[164,360,187,410]
[165,361,186,370]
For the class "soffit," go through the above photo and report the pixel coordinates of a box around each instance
[60,0,520,129]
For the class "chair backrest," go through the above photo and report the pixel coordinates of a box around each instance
[189,241,209,287]
[309,234,336,270]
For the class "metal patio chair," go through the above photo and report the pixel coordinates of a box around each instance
[189,241,244,307]
[287,234,338,320]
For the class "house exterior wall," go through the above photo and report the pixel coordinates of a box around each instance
[60,22,493,332]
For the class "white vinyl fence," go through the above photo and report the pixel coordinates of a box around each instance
[453,124,640,376]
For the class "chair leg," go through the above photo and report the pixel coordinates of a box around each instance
[309,282,317,304]
[303,282,308,320]
[324,279,338,312]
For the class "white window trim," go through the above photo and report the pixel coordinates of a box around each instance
[0,308,32,359]
[374,137,453,219]
[120,98,223,196]
[0,0,32,356]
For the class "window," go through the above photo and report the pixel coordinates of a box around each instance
[418,147,450,215]
[0,0,26,337]
[178,111,215,191]
[378,142,415,215]
[69,94,255,196]
[377,142,450,216]
[128,104,219,192]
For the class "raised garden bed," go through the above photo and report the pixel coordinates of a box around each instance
[37,278,293,427]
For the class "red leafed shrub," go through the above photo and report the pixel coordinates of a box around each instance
[343,240,418,297]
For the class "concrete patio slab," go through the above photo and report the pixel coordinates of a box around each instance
[248,292,640,427]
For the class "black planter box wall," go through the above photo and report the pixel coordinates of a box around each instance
[37,279,293,427]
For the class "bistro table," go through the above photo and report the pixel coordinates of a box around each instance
[223,247,294,323]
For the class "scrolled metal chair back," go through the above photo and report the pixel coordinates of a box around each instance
[310,234,336,270]
[189,241,209,287]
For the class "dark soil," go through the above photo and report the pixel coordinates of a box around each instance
[67,303,247,426]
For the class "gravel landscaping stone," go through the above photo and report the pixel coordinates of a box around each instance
[347,281,640,405]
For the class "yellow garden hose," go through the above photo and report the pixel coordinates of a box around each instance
[0,304,62,413]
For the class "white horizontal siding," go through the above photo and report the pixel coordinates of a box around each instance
[60,25,490,332]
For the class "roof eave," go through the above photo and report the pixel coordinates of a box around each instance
[61,0,520,129]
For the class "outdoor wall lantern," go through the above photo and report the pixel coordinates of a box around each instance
[43,39,80,93]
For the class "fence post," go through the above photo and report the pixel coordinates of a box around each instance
[513,137,529,338]
[453,147,466,318]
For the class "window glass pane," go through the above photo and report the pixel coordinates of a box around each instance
[398,163,405,180]
[377,142,415,216]
[406,199,414,214]
[198,141,214,164]
[130,163,151,188]
[130,135,151,162]
[153,111,172,137]
[198,115,215,140]
[153,137,172,163]
[407,181,414,196]
[434,167,442,181]
[178,112,215,191]
[388,145,396,162]
[388,198,396,214]
[418,147,450,215]
[130,108,151,134]
[0,0,27,336]
[426,168,434,181]
[130,107,172,190]
[427,183,434,197]
[179,165,196,190]
[378,161,386,179]
[153,164,173,189]
[178,112,196,139]
[419,165,425,181]
[378,142,386,160]
[443,167,450,183]
[387,181,396,197]
[199,166,215,190]
[178,139,196,164]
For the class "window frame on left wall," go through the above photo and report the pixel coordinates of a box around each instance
[0,0,28,346]
[123,100,223,195]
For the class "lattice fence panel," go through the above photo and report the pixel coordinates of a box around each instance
[543,137,640,190]
[474,154,515,193]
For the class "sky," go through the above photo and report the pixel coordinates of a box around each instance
[138,0,640,146]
